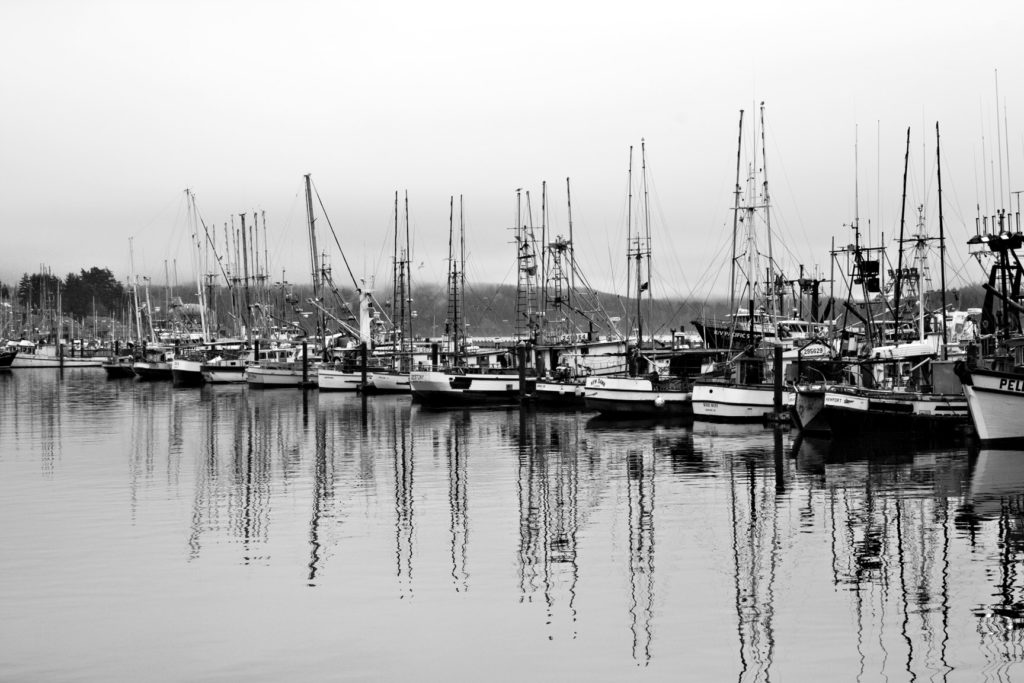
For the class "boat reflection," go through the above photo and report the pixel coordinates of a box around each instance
[93,386,1024,674]
[962,448,1024,663]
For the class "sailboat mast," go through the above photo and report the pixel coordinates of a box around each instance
[936,122,949,359]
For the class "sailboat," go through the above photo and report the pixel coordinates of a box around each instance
[410,196,530,406]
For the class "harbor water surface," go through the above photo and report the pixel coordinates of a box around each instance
[2,370,1023,681]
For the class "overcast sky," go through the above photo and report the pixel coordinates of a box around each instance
[3,0,1022,307]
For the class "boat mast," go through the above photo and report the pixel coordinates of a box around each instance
[190,191,210,342]
[566,177,576,339]
[936,121,949,359]
[392,190,399,369]
[759,103,775,320]
[403,190,412,370]
[129,237,143,342]
[240,212,252,343]
[893,128,911,347]
[728,110,744,350]
[304,174,324,346]
[626,145,637,349]
[640,139,653,353]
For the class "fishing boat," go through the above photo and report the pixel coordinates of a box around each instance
[244,345,317,388]
[411,196,534,406]
[580,142,701,416]
[7,340,105,368]
[0,345,16,369]
[101,355,136,378]
[810,124,968,436]
[200,345,257,384]
[133,345,174,380]
[692,105,811,422]
[954,226,1024,444]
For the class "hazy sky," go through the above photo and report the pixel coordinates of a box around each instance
[3,0,1022,307]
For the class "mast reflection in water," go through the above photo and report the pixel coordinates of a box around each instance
[6,371,1024,680]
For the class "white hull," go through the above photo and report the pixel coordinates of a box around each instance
[962,369,1024,443]
[367,371,411,393]
[245,364,317,387]
[318,368,364,392]
[201,361,248,384]
[171,358,205,386]
[410,370,525,405]
[691,382,785,421]
[10,354,104,368]
[583,376,690,415]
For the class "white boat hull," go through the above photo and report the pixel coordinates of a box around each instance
[367,371,411,394]
[318,368,364,392]
[201,361,249,384]
[410,370,527,405]
[583,376,690,415]
[10,354,103,368]
[691,382,785,421]
[171,358,205,386]
[962,368,1024,443]
[245,364,317,387]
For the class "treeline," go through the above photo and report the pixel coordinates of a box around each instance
[0,265,989,337]
[4,268,127,319]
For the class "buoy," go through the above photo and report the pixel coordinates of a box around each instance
[654,395,666,408]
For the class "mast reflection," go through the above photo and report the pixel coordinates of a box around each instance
[517,409,582,641]
[393,401,415,599]
[728,435,779,682]
[447,411,469,592]
[798,434,962,681]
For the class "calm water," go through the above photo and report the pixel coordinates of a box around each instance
[1,370,1023,681]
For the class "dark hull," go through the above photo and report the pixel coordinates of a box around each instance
[821,406,970,436]
[411,389,526,407]
[133,364,172,381]
[0,350,16,369]
[533,382,586,409]
[691,321,761,350]
[792,388,829,434]
[172,369,205,387]
[102,363,136,379]
[584,395,692,417]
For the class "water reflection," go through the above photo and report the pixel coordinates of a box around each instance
[11,378,1024,679]
[517,407,583,642]
[964,449,1024,669]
